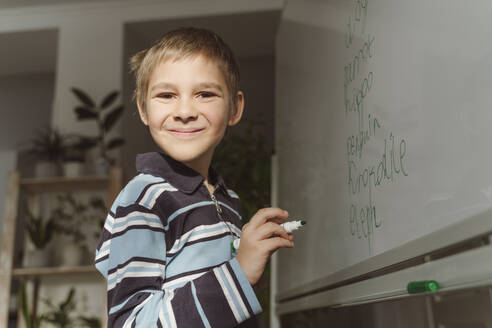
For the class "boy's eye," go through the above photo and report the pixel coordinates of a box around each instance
[198,92,216,98]
[157,93,174,99]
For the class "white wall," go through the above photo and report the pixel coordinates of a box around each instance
[0,73,54,151]
[52,19,123,137]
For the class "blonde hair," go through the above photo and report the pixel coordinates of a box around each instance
[130,27,240,113]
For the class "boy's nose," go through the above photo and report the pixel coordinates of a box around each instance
[174,99,198,122]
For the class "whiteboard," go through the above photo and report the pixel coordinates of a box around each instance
[275,0,492,299]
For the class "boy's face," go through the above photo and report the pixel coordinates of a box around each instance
[138,54,243,173]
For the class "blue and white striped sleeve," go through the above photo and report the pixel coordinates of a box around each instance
[94,177,261,327]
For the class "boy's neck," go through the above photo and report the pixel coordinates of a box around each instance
[204,179,215,195]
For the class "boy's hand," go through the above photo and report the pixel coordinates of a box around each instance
[236,208,294,286]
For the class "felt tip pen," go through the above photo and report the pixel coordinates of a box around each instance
[230,220,306,251]
[407,280,440,294]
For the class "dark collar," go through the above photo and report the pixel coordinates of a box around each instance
[135,152,227,195]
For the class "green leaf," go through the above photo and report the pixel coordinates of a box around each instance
[42,296,56,312]
[45,219,56,244]
[29,127,65,162]
[26,210,52,249]
[75,106,98,120]
[18,283,30,328]
[71,87,95,108]
[78,316,102,328]
[106,137,125,150]
[103,105,124,132]
[61,287,76,310]
[100,90,119,109]
[74,136,98,150]
[33,316,43,328]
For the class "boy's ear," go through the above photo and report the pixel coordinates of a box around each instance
[137,101,149,126]
[228,91,244,126]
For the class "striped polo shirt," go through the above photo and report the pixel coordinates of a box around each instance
[94,152,262,327]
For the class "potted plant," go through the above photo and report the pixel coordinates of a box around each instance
[42,287,77,328]
[51,193,106,266]
[29,127,65,177]
[18,282,45,328]
[42,287,102,328]
[24,208,56,267]
[61,135,88,177]
[71,88,125,175]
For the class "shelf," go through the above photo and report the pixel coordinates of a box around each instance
[20,175,109,194]
[12,265,101,278]
[0,169,120,328]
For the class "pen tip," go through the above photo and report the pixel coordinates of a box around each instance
[301,220,306,225]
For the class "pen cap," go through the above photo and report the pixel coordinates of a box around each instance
[407,280,440,294]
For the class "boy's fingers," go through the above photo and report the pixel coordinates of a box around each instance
[249,208,289,229]
[257,222,290,240]
[262,237,294,253]
[267,217,288,225]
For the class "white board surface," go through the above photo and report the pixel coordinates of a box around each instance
[275,0,492,298]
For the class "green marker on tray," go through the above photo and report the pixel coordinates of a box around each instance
[407,280,440,294]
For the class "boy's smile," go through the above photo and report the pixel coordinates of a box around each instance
[138,54,243,179]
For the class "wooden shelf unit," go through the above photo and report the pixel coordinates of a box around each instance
[12,265,100,278]
[20,175,110,194]
[0,166,122,328]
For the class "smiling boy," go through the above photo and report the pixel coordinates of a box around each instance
[141,50,238,186]
[95,27,294,328]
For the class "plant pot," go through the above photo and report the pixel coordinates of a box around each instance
[25,248,52,267]
[63,161,85,177]
[34,161,60,178]
[60,243,84,267]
